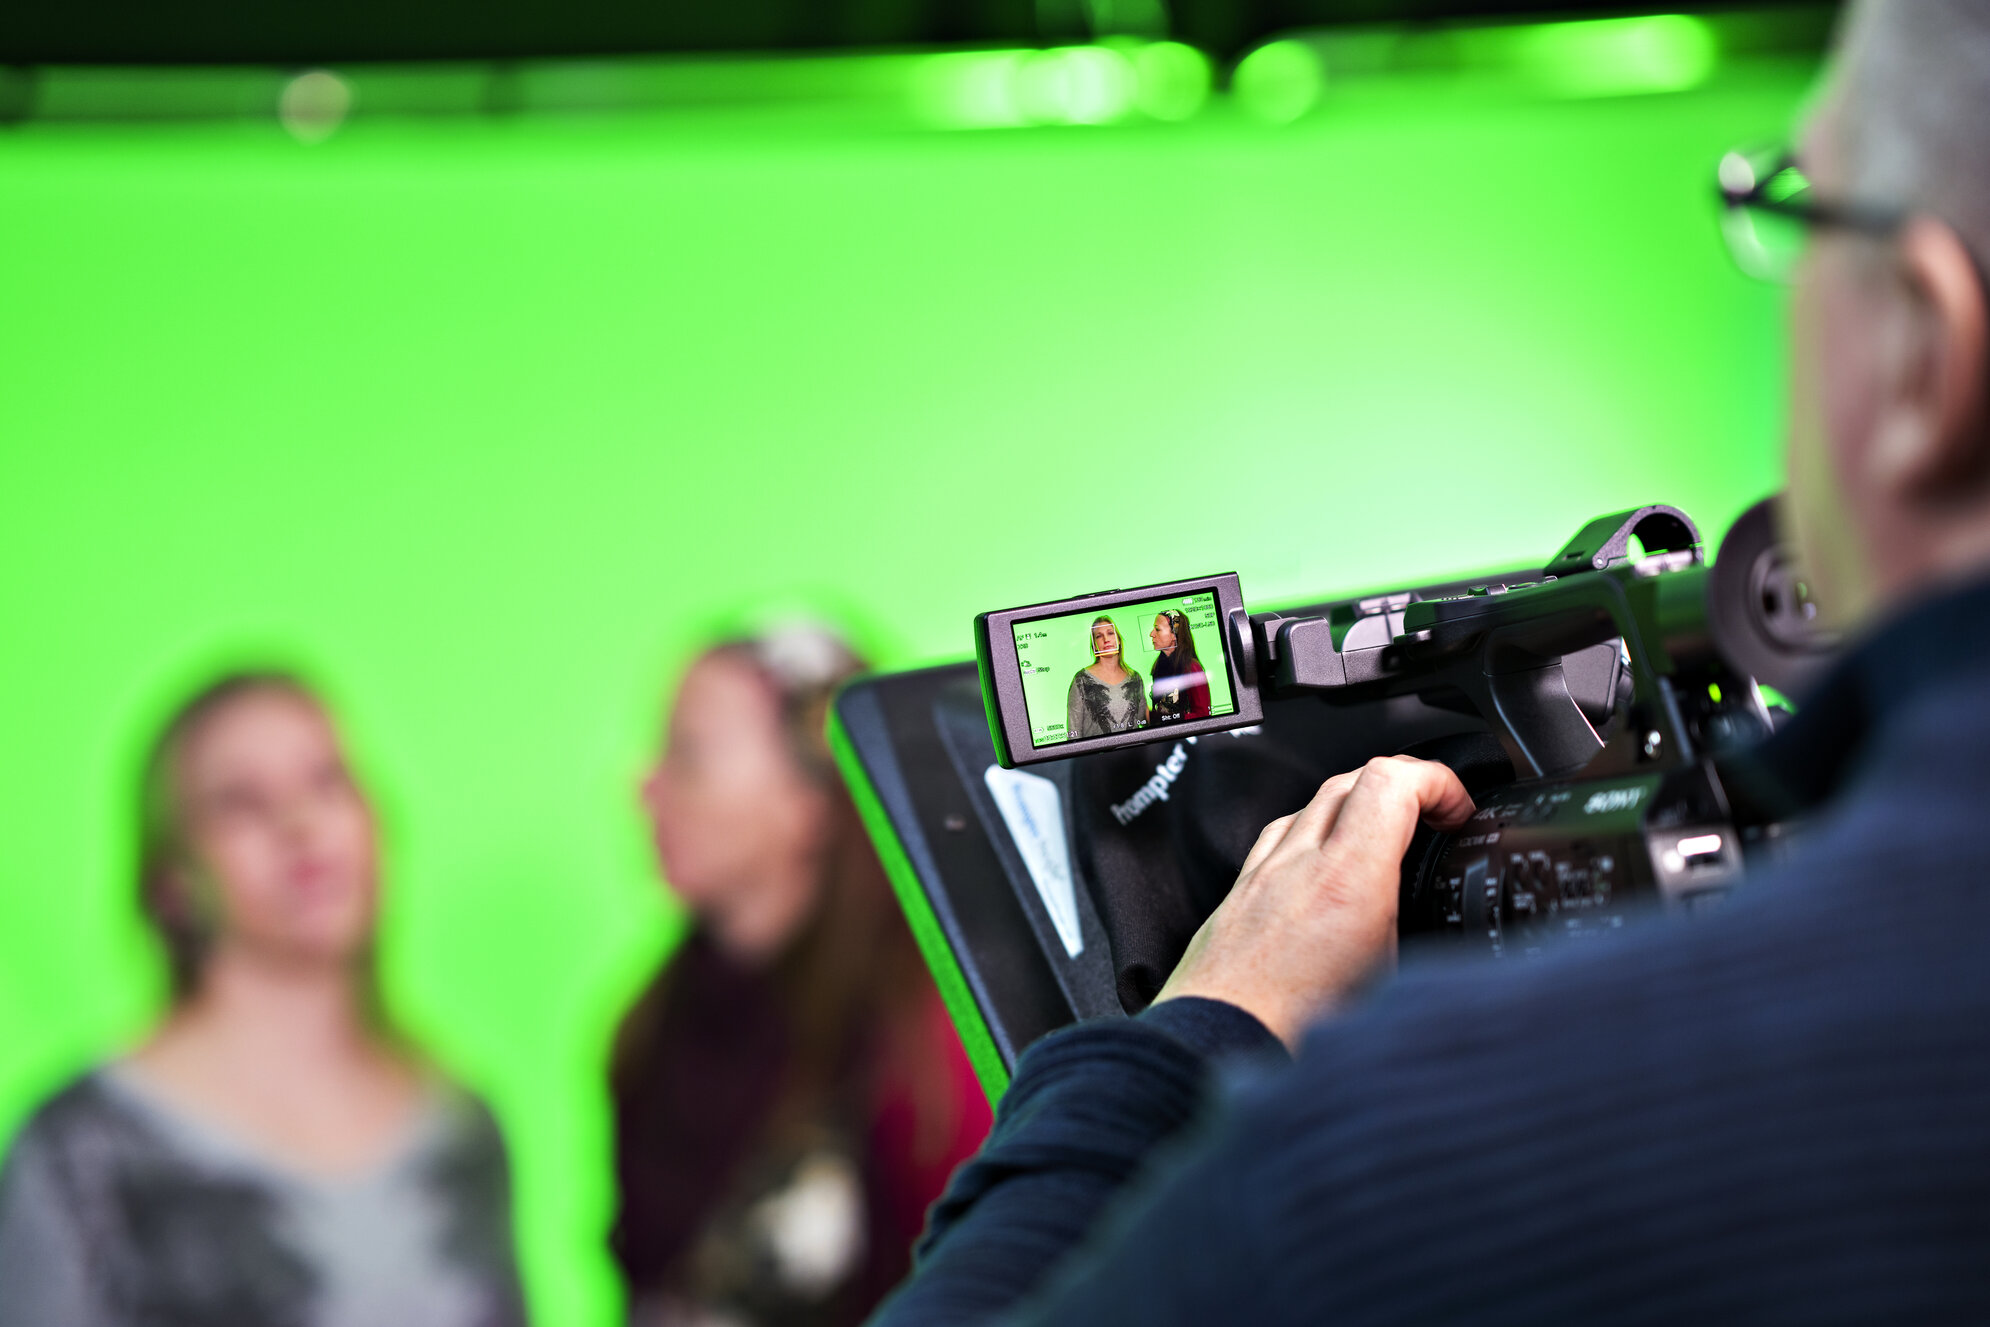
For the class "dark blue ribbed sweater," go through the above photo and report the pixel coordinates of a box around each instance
[871,577,1990,1326]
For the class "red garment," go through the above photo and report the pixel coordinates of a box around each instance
[611,930,992,1325]
[1150,664,1212,725]
[864,988,995,1280]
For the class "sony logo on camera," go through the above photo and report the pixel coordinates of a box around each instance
[1582,786,1647,816]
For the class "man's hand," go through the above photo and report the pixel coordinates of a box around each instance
[1154,756,1476,1049]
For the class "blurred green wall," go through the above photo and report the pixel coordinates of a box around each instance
[0,48,1812,1326]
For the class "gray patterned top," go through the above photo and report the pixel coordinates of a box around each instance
[0,1065,527,1327]
[1065,669,1148,740]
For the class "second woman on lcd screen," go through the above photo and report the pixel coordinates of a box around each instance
[1146,610,1212,726]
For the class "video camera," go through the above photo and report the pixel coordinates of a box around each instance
[828,497,1834,1090]
[973,498,1834,958]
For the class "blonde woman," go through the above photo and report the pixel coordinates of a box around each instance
[1064,615,1148,740]
[0,672,525,1327]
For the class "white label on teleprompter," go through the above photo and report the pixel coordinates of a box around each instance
[983,765,1084,958]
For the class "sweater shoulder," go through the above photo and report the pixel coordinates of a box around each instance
[6,1071,146,1161]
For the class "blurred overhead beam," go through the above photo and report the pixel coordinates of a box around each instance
[1,0,1837,65]
[0,44,1222,131]
[0,8,1837,131]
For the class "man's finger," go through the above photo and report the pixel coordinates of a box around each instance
[1277,769,1364,853]
[1320,758,1477,882]
[1400,757,1477,831]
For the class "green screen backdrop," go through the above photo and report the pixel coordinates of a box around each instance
[0,40,1814,1326]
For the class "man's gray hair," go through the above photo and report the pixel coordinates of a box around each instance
[1836,0,1990,255]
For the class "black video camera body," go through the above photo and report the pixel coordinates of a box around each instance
[975,499,1832,956]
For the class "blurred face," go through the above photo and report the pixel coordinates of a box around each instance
[1150,615,1176,653]
[172,689,379,973]
[1091,622,1120,660]
[639,654,828,934]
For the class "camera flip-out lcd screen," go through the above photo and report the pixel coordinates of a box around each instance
[976,573,1261,767]
[1014,592,1237,749]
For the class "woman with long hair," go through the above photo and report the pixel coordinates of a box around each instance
[1147,610,1212,726]
[0,672,525,1327]
[1064,615,1148,740]
[611,624,991,1327]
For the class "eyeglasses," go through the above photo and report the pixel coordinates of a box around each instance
[1716,148,1906,284]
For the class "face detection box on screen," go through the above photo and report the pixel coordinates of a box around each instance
[975,574,1264,768]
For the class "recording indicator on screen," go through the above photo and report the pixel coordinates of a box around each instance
[1012,591,1236,749]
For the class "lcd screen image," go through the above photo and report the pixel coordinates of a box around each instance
[1012,592,1236,749]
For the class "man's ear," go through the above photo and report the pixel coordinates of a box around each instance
[1869,218,1989,499]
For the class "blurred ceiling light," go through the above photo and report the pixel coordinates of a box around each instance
[1132,41,1210,121]
[913,50,1030,127]
[279,69,352,142]
[1015,45,1135,124]
[915,42,1192,129]
[1233,39,1322,124]
[1504,14,1718,98]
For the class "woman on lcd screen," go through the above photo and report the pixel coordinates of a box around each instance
[1064,615,1148,740]
[0,672,526,1327]
[611,624,992,1327]
[1147,609,1212,726]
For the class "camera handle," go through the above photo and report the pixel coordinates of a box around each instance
[1251,506,1707,782]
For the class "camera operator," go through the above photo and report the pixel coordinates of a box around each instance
[872,3,1990,1322]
